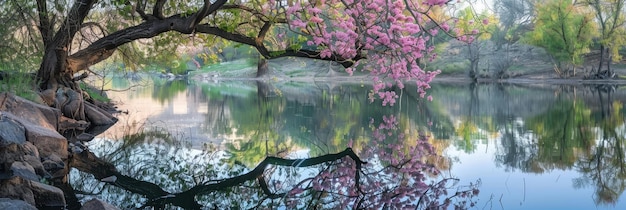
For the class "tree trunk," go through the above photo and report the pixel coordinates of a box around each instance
[598,45,605,75]
[467,43,479,81]
[256,58,269,78]
[34,0,228,128]
[606,48,613,78]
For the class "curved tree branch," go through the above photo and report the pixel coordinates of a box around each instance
[66,0,228,73]
[194,24,363,68]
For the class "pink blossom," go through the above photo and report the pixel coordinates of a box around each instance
[309,7,322,14]
[482,18,489,25]
[441,22,450,32]
[287,0,448,105]
[310,16,324,24]
[320,49,332,58]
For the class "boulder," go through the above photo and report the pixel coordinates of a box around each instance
[23,142,39,158]
[0,93,67,160]
[0,176,36,205]
[0,198,37,210]
[41,154,66,179]
[81,198,120,210]
[30,180,66,209]
[10,161,38,181]
[0,112,26,146]
[84,102,117,126]
[0,176,67,209]
[1,143,23,176]
[23,155,46,178]
[0,93,68,209]
[22,121,68,161]
[0,92,60,131]
[0,115,27,180]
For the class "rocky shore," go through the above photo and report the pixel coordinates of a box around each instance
[0,92,118,209]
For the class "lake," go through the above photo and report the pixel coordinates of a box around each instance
[69,75,626,209]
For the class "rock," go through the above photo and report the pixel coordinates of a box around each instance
[0,92,60,131]
[0,176,36,206]
[81,198,120,210]
[59,116,89,131]
[23,142,39,158]
[23,123,68,162]
[77,132,95,142]
[0,143,23,174]
[0,177,66,209]
[0,112,26,146]
[41,154,66,179]
[23,155,46,178]
[10,161,38,181]
[84,102,117,126]
[1,111,68,161]
[0,93,68,161]
[69,142,86,154]
[0,198,37,210]
[30,180,66,209]
[0,93,68,209]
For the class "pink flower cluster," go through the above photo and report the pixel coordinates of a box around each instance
[274,115,479,209]
[287,0,451,105]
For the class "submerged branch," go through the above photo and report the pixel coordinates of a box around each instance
[71,147,366,209]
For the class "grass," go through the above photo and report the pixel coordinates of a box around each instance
[0,65,113,104]
[0,69,38,101]
[426,60,470,75]
[80,82,111,103]
[196,58,258,73]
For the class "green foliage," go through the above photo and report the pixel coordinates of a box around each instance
[79,82,110,103]
[524,0,597,65]
[455,7,499,41]
[0,67,37,101]
[0,1,43,72]
[585,0,626,62]
[426,60,470,75]
[151,79,188,104]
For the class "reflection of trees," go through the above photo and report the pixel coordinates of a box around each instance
[151,79,188,104]
[574,87,626,205]
[224,82,292,166]
[454,84,488,153]
[68,115,480,209]
[473,84,626,206]
[517,98,594,173]
[202,82,402,161]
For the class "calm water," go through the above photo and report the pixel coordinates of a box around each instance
[70,76,626,209]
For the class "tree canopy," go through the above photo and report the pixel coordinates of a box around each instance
[524,0,597,68]
[0,0,463,104]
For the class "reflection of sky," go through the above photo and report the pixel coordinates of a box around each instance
[446,138,624,210]
[93,79,626,209]
[103,84,239,149]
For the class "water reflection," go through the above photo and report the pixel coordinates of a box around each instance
[69,77,626,209]
[68,77,480,209]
